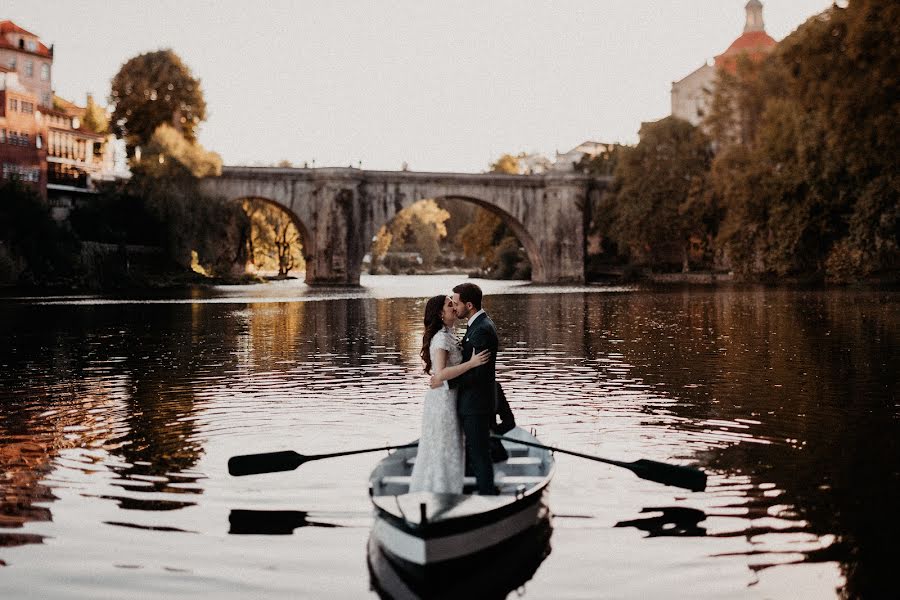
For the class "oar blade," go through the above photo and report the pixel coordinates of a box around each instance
[629,459,707,492]
[228,450,303,476]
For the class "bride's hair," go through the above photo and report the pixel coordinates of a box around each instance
[420,295,447,374]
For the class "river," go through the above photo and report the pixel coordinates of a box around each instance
[0,275,896,599]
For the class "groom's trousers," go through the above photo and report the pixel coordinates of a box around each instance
[461,413,496,495]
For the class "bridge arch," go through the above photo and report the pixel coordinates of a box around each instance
[235,195,314,277]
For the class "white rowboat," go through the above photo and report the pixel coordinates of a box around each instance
[368,426,554,569]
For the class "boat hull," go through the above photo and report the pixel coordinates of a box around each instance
[371,488,549,565]
[368,426,555,568]
[368,512,553,600]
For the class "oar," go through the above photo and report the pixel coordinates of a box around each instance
[228,442,418,477]
[493,435,707,492]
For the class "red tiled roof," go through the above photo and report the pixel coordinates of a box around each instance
[714,30,776,73]
[0,20,53,58]
[718,30,776,58]
[0,20,37,37]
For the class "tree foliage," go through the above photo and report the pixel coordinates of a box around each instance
[109,49,207,152]
[81,95,109,135]
[135,123,222,179]
[490,154,521,175]
[707,0,899,280]
[0,180,81,285]
[243,199,305,277]
[604,117,715,270]
[371,199,450,270]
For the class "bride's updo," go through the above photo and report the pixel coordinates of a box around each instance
[420,294,447,374]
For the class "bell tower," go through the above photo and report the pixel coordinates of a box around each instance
[744,0,765,33]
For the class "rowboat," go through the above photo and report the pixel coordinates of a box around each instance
[367,426,555,574]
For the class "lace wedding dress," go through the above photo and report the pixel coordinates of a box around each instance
[408,327,465,494]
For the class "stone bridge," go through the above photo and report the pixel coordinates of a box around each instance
[201,167,611,285]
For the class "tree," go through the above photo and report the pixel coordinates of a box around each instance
[0,180,81,285]
[134,123,222,179]
[707,0,899,280]
[370,199,450,271]
[81,94,109,135]
[243,199,305,278]
[109,49,207,153]
[490,153,521,175]
[608,117,714,270]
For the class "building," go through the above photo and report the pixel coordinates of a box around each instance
[0,20,53,109]
[0,66,46,192]
[671,0,777,126]
[552,141,616,172]
[0,20,124,205]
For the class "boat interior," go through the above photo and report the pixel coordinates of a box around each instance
[370,427,553,499]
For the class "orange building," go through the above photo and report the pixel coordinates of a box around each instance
[0,20,119,203]
[0,65,46,193]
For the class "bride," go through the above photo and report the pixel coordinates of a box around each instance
[409,295,490,494]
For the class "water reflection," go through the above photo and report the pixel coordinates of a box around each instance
[228,509,340,534]
[367,516,552,600]
[0,281,896,599]
[615,506,707,537]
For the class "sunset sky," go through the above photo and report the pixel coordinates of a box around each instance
[7,1,836,171]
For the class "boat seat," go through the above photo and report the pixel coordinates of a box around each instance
[405,456,542,467]
[379,475,546,488]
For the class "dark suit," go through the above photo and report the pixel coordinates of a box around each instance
[448,311,499,494]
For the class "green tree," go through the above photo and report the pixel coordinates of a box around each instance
[109,49,207,153]
[608,117,714,270]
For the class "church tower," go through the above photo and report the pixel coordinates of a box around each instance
[744,0,765,34]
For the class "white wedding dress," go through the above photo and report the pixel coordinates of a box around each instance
[408,327,465,494]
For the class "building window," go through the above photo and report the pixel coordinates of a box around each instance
[0,129,5,143]
[41,92,51,107]
[2,163,40,183]
[21,101,35,114]
[9,98,18,112]
[6,57,15,69]
[24,61,34,77]
[26,40,38,52]
[40,63,50,81]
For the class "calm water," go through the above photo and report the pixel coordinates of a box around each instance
[0,276,897,599]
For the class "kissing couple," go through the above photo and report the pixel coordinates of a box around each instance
[408,282,511,496]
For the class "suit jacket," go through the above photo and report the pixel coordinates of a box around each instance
[448,312,499,415]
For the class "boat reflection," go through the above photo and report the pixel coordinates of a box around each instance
[367,515,552,600]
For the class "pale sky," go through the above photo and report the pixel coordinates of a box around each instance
[7,1,834,172]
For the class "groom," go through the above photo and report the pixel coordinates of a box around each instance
[431,282,499,495]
